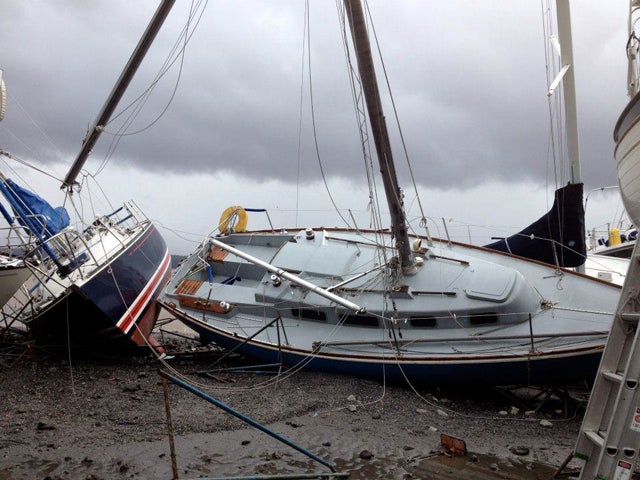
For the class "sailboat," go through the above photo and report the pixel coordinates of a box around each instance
[159,0,619,385]
[614,4,640,229]
[0,1,173,353]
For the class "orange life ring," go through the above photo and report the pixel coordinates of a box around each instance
[218,206,248,234]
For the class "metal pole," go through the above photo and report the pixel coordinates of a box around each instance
[159,370,338,473]
[161,375,179,480]
[209,238,365,313]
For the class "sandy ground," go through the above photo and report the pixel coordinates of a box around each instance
[0,320,589,480]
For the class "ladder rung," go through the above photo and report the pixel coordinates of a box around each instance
[602,370,624,383]
[584,430,605,447]
[619,312,640,323]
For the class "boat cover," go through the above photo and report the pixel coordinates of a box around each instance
[484,183,585,268]
[5,178,70,239]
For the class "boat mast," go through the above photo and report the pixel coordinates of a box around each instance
[554,0,585,273]
[61,0,175,192]
[343,0,416,274]
[555,0,581,185]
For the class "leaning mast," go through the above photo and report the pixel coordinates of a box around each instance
[61,0,175,192]
[343,0,415,274]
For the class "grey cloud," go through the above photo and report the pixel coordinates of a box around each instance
[0,0,628,193]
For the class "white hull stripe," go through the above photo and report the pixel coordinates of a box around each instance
[117,250,171,334]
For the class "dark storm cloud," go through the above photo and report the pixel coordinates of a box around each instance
[0,1,628,191]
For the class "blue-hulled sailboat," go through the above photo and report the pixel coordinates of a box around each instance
[0,1,173,354]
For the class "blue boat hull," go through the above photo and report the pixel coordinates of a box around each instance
[166,304,603,386]
[28,224,171,354]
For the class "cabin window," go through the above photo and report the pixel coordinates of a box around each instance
[343,314,378,327]
[469,313,498,325]
[291,308,327,322]
[409,316,437,328]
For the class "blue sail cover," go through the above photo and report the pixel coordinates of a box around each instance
[5,178,70,239]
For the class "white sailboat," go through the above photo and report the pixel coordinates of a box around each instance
[614,3,640,228]
[159,0,619,385]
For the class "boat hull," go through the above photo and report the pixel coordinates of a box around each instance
[0,262,31,307]
[27,224,171,354]
[161,228,618,386]
[162,301,603,385]
[615,91,640,227]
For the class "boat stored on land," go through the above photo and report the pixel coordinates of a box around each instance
[159,0,619,385]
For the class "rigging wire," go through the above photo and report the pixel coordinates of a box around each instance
[0,149,64,183]
[540,0,577,267]
[336,0,396,323]
[541,0,567,191]
[93,0,208,179]
[295,2,310,228]
[0,93,66,164]
[362,0,434,246]
[306,3,351,229]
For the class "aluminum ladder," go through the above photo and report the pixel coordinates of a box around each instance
[575,241,640,479]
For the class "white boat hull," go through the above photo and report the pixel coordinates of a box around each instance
[615,92,640,227]
[0,258,30,307]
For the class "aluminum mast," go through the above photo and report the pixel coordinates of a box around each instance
[61,0,175,192]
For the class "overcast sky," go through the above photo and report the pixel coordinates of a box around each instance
[0,1,631,253]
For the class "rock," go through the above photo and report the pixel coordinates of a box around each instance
[489,463,499,471]
[347,405,357,412]
[428,426,438,432]
[499,410,508,416]
[436,409,448,418]
[241,440,251,446]
[359,450,374,460]
[416,408,428,414]
[509,406,520,415]
[36,422,56,431]
[540,419,553,428]
[470,454,479,463]
[524,410,535,416]
[322,441,331,447]
[403,445,414,451]
[509,446,530,456]
[347,394,356,402]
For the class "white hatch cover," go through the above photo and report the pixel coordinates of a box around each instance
[464,268,517,303]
